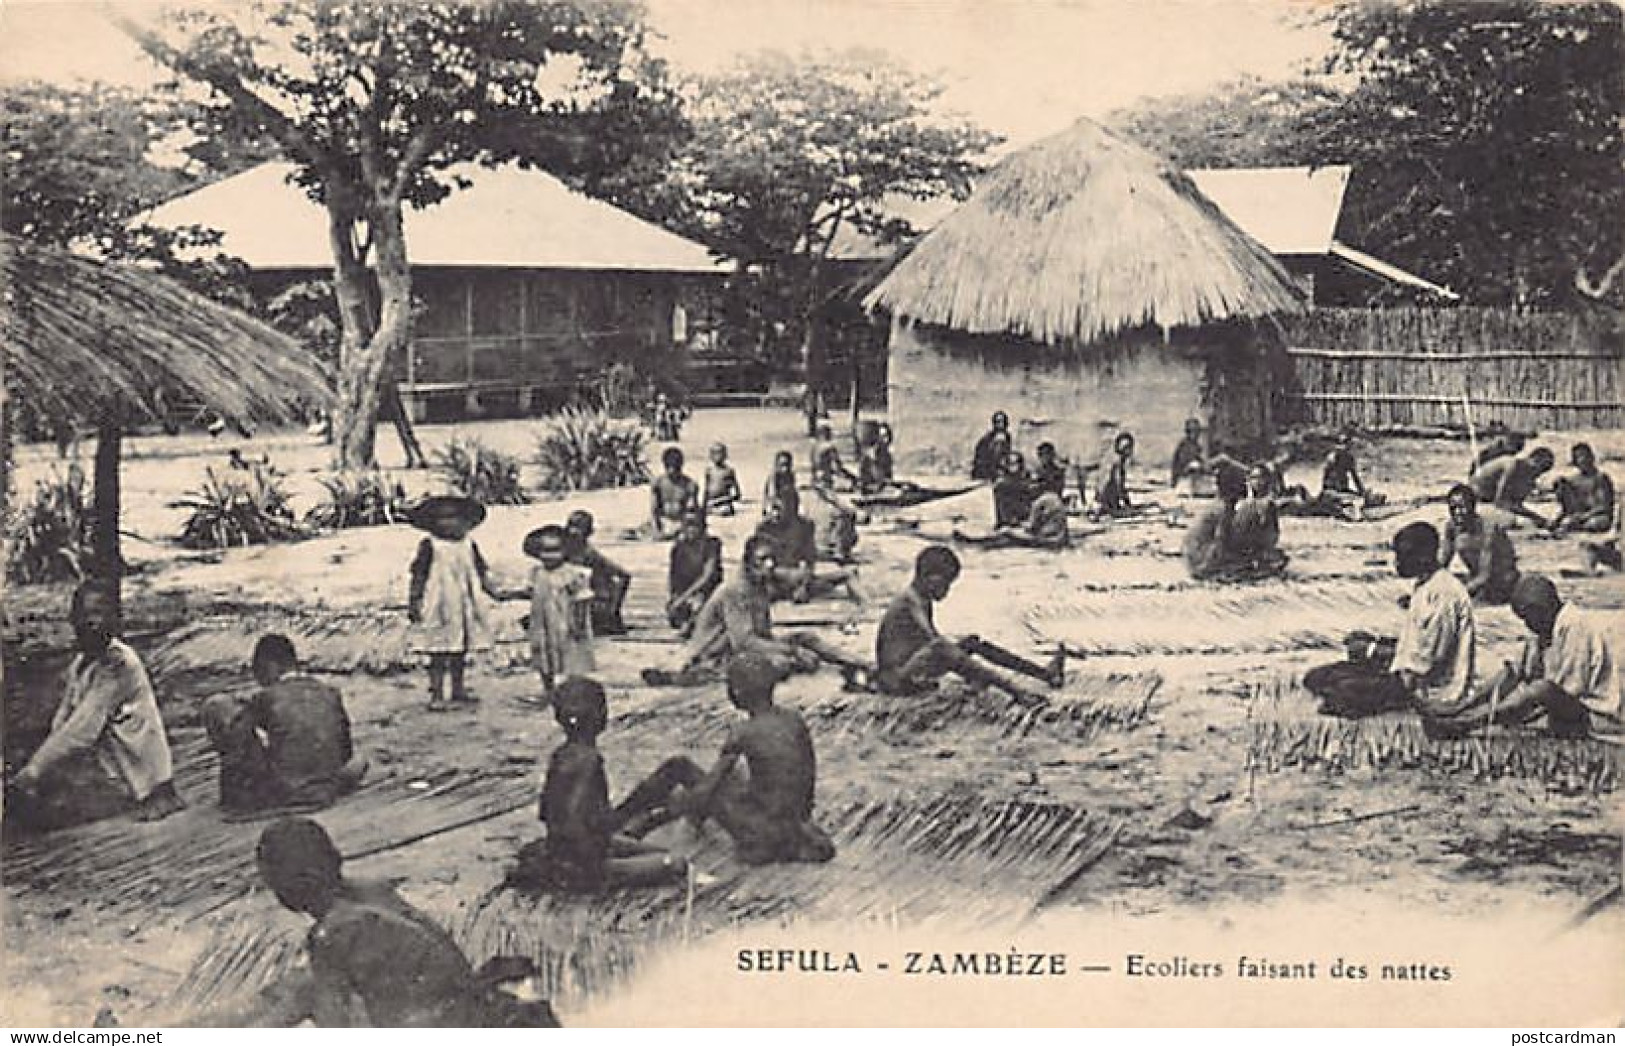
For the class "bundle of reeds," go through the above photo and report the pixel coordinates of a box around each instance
[1247,677,1619,794]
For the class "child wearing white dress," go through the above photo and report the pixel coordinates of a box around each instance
[408,496,512,711]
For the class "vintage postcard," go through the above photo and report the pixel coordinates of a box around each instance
[2,0,1621,1029]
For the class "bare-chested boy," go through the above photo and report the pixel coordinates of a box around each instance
[510,677,694,894]
[686,654,836,866]
[246,818,558,1027]
[1551,443,1616,535]
[875,546,1060,707]
[1470,445,1555,528]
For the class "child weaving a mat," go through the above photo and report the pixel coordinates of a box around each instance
[874,545,1061,707]
[522,525,596,704]
[1303,522,1476,720]
[508,677,695,894]
[688,654,837,866]
[668,508,724,637]
[407,495,517,711]
[247,818,560,1027]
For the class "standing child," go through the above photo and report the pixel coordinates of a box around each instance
[408,496,511,711]
[522,525,596,703]
[1095,431,1136,516]
[704,442,743,516]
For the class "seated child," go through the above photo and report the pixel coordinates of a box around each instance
[686,655,837,866]
[1169,417,1206,491]
[250,818,559,1027]
[1470,445,1556,529]
[509,677,695,893]
[762,450,801,522]
[704,442,743,516]
[565,510,631,636]
[874,545,1060,706]
[813,422,859,492]
[668,509,724,636]
[1032,441,1068,499]
[953,489,1071,550]
[650,446,701,540]
[992,450,1035,528]
[1551,443,1616,535]
[1094,431,1136,517]
[203,634,368,816]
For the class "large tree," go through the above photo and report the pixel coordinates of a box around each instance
[1324,0,1623,307]
[121,0,683,468]
[672,50,998,387]
[1114,2,1624,307]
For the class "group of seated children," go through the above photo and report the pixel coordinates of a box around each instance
[1303,520,1621,743]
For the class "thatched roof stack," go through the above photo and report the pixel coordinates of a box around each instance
[1,233,329,428]
[864,117,1305,347]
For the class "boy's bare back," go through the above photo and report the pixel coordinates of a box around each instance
[726,706,817,822]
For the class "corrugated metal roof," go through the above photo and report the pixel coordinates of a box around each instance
[142,161,729,274]
[1185,166,1350,256]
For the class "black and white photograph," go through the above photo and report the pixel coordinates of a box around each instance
[1,0,1621,1029]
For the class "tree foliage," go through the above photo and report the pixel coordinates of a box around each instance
[124,0,685,467]
[1112,1,1624,307]
[1326,0,1623,307]
[672,50,999,373]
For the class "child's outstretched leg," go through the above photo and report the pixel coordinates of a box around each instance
[427,654,451,710]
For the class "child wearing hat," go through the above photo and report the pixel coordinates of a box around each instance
[523,524,596,703]
[509,677,695,894]
[408,496,515,711]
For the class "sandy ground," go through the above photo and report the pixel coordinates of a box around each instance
[3,410,1622,1027]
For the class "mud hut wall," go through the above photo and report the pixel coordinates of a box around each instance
[1284,307,1625,430]
[886,320,1218,474]
[406,268,680,395]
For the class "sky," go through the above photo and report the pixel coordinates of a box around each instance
[0,0,1333,149]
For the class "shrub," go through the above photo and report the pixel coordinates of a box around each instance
[535,405,651,492]
[305,470,410,530]
[433,438,530,506]
[5,463,92,584]
[174,462,304,549]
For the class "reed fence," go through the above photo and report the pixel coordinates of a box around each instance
[1283,308,1623,431]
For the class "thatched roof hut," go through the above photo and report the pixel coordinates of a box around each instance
[1,233,328,430]
[865,118,1305,473]
[1,233,330,582]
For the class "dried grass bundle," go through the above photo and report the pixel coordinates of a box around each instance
[1247,677,1619,794]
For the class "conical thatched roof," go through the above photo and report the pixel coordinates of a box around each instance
[1,233,330,428]
[864,118,1305,347]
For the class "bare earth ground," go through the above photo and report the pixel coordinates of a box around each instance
[2,409,1621,1027]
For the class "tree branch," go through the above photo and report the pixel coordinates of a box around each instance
[108,10,326,171]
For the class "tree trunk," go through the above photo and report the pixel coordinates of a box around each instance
[336,198,417,469]
[328,190,420,471]
[91,419,124,620]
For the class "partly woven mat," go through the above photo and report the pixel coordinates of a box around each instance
[2,756,536,925]
[167,794,1120,1015]
[801,671,1161,743]
[1247,677,1619,794]
[1022,580,1531,656]
[146,608,535,681]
